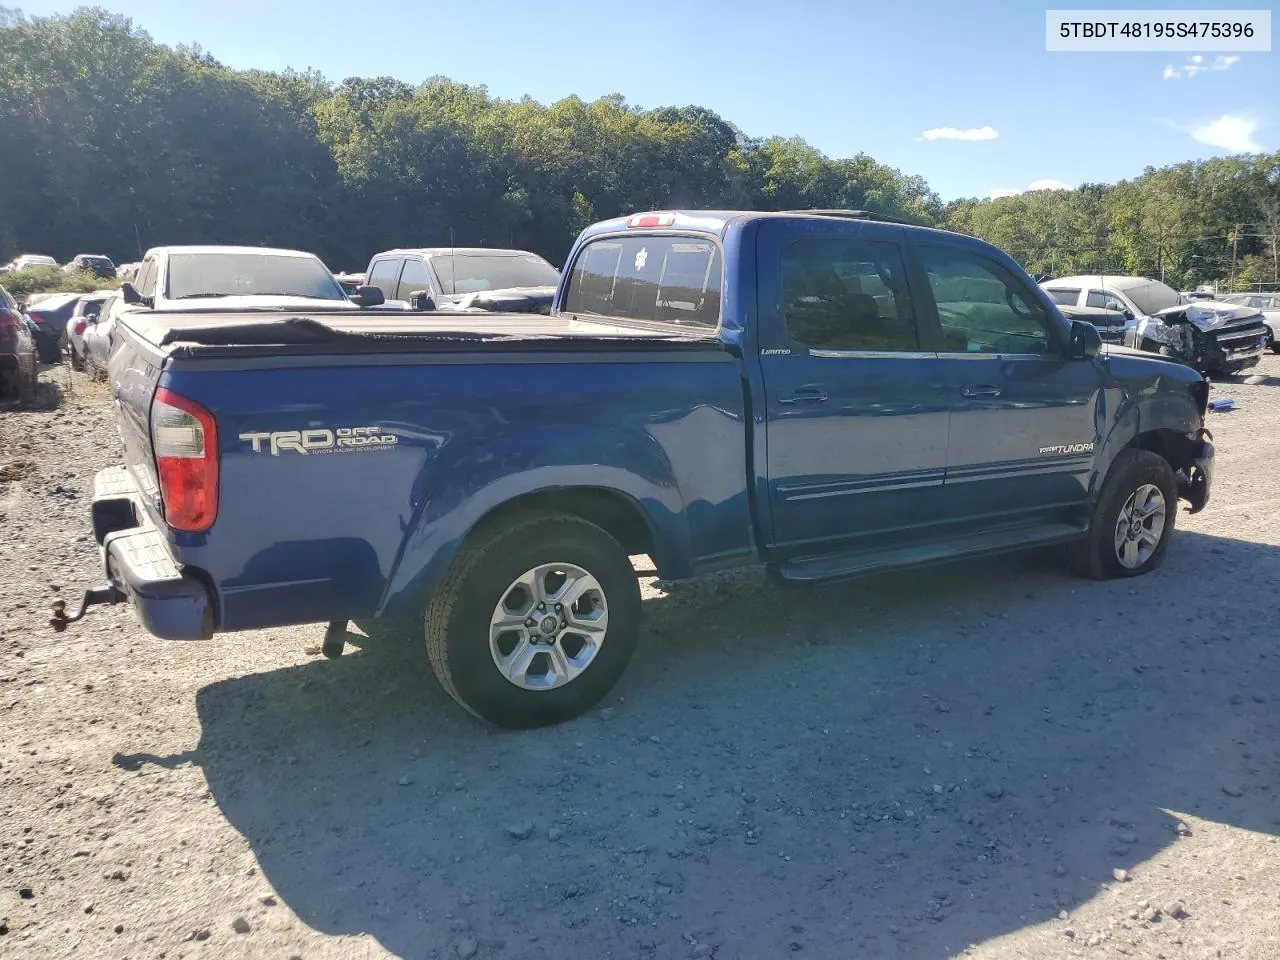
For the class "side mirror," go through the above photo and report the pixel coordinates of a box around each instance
[351,285,385,307]
[120,282,142,305]
[1070,319,1103,359]
[408,290,437,311]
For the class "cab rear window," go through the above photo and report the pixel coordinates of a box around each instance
[564,235,722,327]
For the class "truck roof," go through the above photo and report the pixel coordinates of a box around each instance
[374,248,548,259]
[141,245,323,259]
[577,209,989,248]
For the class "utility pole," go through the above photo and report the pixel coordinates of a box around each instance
[1229,224,1239,292]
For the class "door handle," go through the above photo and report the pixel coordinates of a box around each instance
[778,385,828,405]
[960,383,1002,399]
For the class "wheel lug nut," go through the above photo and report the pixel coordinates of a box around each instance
[555,604,563,613]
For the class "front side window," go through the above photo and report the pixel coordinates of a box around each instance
[919,245,1054,354]
[396,258,433,300]
[365,258,404,299]
[780,238,917,351]
[563,235,721,327]
[137,260,158,297]
[1086,290,1128,312]
[165,253,346,301]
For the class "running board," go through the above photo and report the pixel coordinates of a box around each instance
[776,522,1086,584]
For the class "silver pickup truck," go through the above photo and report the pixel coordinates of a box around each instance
[1042,275,1268,376]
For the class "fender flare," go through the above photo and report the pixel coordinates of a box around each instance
[378,427,690,615]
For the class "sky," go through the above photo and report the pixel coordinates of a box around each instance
[16,0,1279,201]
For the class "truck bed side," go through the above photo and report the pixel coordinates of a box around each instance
[111,322,752,632]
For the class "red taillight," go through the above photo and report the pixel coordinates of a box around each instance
[626,213,676,228]
[151,388,218,533]
[73,318,87,337]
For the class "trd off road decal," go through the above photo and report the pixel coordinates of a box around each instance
[239,426,398,456]
[1039,442,1094,455]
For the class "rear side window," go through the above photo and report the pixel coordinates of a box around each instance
[564,235,721,327]
[1044,287,1080,306]
[781,238,917,351]
[366,258,403,299]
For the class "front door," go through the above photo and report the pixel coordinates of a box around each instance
[757,219,952,554]
[910,242,1103,524]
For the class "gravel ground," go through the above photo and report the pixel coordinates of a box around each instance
[2,357,1280,960]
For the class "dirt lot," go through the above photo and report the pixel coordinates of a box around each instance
[2,358,1280,960]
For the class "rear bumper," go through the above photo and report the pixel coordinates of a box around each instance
[91,466,214,640]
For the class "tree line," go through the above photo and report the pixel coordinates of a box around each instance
[2,7,1278,291]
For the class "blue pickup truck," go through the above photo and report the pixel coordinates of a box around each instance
[65,210,1214,728]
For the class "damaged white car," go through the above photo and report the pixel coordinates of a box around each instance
[1042,275,1268,377]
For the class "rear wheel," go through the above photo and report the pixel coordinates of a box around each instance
[1065,449,1177,580]
[425,513,641,728]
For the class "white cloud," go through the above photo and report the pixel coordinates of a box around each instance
[1163,54,1241,79]
[922,125,999,141]
[987,179,1072,200]
[1190,114,1261,152]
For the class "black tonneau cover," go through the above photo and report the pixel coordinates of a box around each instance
[120,309,722,359]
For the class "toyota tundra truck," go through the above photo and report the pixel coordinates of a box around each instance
[64,210,1214,728]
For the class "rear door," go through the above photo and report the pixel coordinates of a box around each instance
[911,242,1102,524]
[756,218,951,554]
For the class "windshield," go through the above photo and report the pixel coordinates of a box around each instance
[1123,279,1183,316]
[165,253,346,300]
[430,252,559,296]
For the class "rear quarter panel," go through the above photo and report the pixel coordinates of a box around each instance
[159,351,751,631]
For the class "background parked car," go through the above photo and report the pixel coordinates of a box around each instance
[63,253,117,278]
[363,247,560,313]
[65,290,114,370]
[83,293,131,379]
[121,245,386,310]
[1042,274,1267,376]
[0,283,38,402]
[4,254,58,272]
[1217,292,1280,352]
[25,292,81,363]
[334,271,365,295]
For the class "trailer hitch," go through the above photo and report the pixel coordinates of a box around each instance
[50,585,125,632]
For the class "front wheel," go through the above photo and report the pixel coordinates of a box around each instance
[1269,330,1280,355]
[425,513,641,728]
[1066,449,1177,580]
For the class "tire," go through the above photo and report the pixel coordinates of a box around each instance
[425,513,642,729]
[1065,449,1177,580]
[69,343,85,371]
[1268,331,1280,355]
